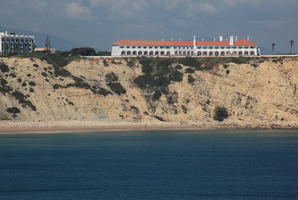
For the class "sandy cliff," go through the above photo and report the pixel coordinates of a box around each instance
[0,56,297,129]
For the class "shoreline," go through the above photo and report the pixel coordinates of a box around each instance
[0,120,297,134]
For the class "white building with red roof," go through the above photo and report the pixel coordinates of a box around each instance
[112,36,260,57]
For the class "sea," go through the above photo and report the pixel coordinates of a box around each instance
[0,129,298,200]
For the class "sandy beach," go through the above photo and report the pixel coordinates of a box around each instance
[0,120,297,134]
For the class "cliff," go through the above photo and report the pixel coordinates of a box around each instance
[0,56,297,129]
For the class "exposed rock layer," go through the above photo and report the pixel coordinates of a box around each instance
[0,56,297,129]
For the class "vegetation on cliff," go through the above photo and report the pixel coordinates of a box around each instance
[0,56,297,126]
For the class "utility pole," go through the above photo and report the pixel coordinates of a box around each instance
[45,35,51,53]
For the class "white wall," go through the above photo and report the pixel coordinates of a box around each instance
[112,45,259,57]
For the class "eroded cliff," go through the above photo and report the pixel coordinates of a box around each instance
[0,56,297,128]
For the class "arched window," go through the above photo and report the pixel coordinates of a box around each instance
[161,51,165,55]
[133,51,137,55]
[226,51,231,56]
[215,52,219,56]
[149,51,154,55]
[238,51,243,56]
[127,51,131,55]
[244,51,249,55]
[175,51,178,55]
[138,51,142,55]
[232,51,237,56]
[144,51,148,55]
[166,51,171,56]
[183,51,186,55]
[121,51,126,55]
[155,51,159,55]
[197,51,202,56]
[250,51,255,55]
[209,52,214,56]
[203,51,208,56]
[187,51,190,56]
[220,51,225,56]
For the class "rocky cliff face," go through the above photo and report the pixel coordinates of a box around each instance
[0,56,297,127]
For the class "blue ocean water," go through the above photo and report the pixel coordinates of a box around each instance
[0,129,298,200]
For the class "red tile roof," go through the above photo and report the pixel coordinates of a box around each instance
[113,39,256,46]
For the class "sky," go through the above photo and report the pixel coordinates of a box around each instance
[0,0,297,53]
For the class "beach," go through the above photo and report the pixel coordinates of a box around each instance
[1,120,297,134]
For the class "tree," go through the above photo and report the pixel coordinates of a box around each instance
[70,47,96,56]
[271,43,276,54]
[290,40,295,54]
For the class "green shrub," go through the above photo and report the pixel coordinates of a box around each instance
[213,106,229,122]
[127,60,135,68]
[179,57,200,68]
[70,47,97,56]
[154,77,170,87]
[230,57,250,64]
[29,81,36,86]
[134,75,154,89]
[33,64,39,68]
[188,75,195,84]
[105,72,119,83]
[11,91,36,111]
[107,82,126,95]
[56,69,71,77]
[139,57,154,74]
[152,115,166,122]
[93,87,111,96]
[0,63,10,73]
[0,77,12,94]
[53,84,62,89]
[223,64,229,69]
[103,60,109,67]
[170,70,183,82]
[152,90,162,101]
[185,68,195,73]
[6,107,20,114]
[181,105,188,113]
[130,106,140,114]
[175,65,183,70]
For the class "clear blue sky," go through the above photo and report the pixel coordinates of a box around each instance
[0,0,297,53]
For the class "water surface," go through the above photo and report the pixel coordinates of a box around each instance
[0,129,298,200]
